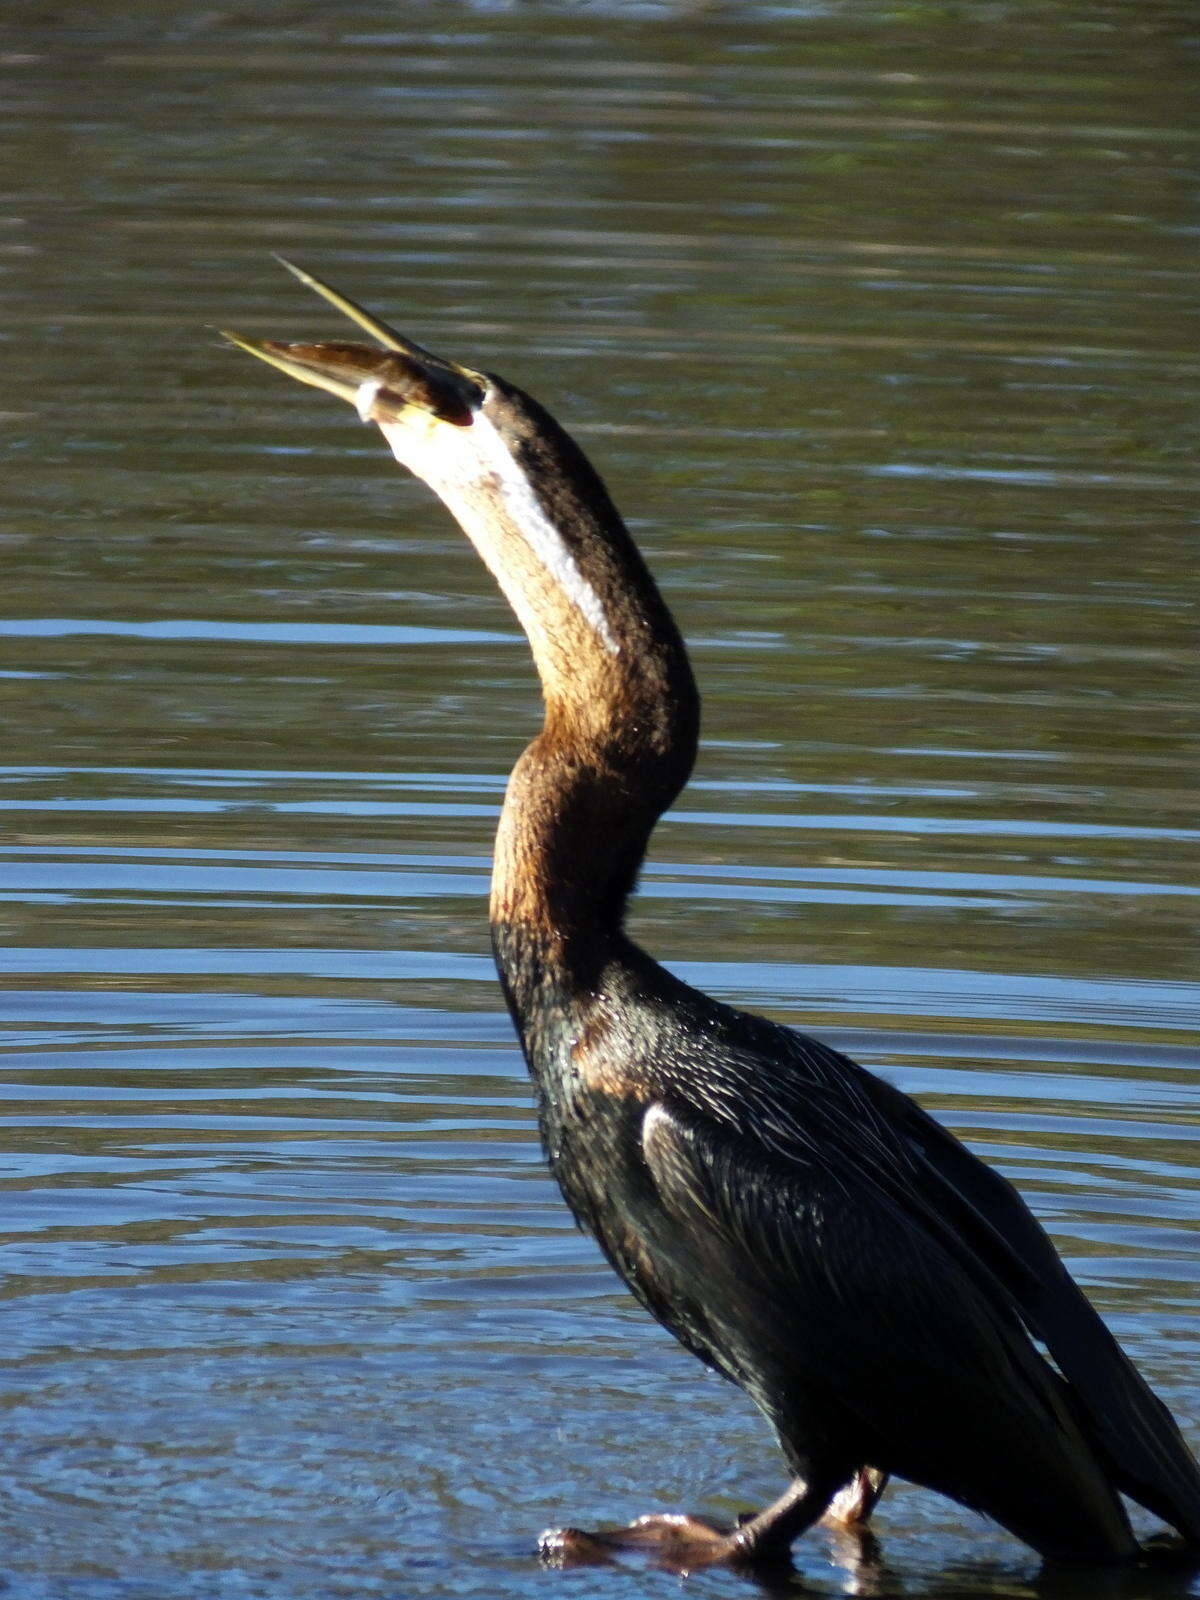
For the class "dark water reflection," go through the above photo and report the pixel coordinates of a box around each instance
[2,3,1198,1596]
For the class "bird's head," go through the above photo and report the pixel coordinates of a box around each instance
[222,258,493,476]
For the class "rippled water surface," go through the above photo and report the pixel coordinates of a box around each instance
[2,3,1198,1596]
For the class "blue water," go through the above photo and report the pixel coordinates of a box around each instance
[2,2,1198,1595]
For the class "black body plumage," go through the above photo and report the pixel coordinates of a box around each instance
[494,920,1200,1563]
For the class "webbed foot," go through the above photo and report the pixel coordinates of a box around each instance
[541,1512,747,1572]
[540,1474,843,1573]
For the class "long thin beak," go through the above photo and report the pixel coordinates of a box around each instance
[220,259,486,425]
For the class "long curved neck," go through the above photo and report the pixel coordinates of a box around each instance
[491,587,697,967]
[377,377,699,1003]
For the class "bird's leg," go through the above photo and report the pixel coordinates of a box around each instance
[819,1469,889,1593]
[730,1474,843,1561]
[540,1473,840,1572]
[822,1466,888,1527]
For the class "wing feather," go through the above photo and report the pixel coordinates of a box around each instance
[854,1065,1200,1538]
[640,1099,1075,1431]
[652,1004,1200,1542]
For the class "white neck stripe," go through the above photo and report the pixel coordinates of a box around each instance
[470,413,619,657]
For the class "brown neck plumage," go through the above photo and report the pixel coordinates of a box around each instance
[375,376,699,991]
